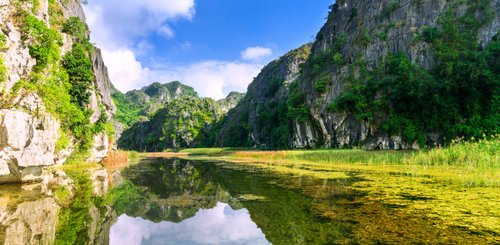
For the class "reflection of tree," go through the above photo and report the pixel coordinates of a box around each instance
[111,158,240,223]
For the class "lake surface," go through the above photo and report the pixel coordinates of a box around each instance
[1,157,499,244]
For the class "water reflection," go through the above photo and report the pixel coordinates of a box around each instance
[109,158,356,244]
[111,202,269,245]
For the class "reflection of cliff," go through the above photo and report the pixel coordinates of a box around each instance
[0,187,59,245]
[112,158,352,244]
[113,158,242,223]
[0,169,115,245]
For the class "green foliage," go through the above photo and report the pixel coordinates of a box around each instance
[119,97,221,151]
[314,79,328,93]
[48,0,65,30]
[111,90,145,127]
[36,70,94,153]
[375,31,388,41]
[355,27,372,47]
[62,43,94,108]
[22,14,62,71]
[332,52,344,65]
[62,17,89,43]
[383,1,401,17]
[419,26,441,43]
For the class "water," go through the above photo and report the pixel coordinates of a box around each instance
[1,157,498,244]
[108,158,362,244]
[111,203,269,245]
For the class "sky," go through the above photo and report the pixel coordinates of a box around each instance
[83,0,333,99]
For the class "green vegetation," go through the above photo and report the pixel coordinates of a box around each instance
[22,14,62,71]
[313,79,328,93]
[111,88,145,127]
[62,43,94,108]
[108,154,499,243]
[381,0,401,18]
[14,10,106,158]
[111,81,199,128]
[183,136,499,187]
[62,17,90,43]
[118,97,222,151]
[331,0,499,145]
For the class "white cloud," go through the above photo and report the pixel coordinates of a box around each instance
[103,50,263,99]
[241,46,272,61]
[150,61,263,100]
[84,0,195,50]
[158,25,175,39]
[84,0,265,99]
[101,49,151,93]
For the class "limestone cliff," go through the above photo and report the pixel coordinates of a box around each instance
[0,0,116,183]
[112,81,198,128]
[291,0,499,149]
[213,44,311,148]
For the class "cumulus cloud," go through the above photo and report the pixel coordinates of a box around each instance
[241,46,272,61]
[84,0,195,49]
[150,61,262,100]
[84,0,264,99]
[100,49,151,93]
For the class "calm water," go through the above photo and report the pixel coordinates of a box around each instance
[108,158,362,244]
[1,157,498,244]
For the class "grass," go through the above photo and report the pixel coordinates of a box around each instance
[175,136,499,187]
[181,136,499,168]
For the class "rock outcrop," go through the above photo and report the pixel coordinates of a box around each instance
[112,81,198,127]
[0,0,116,183]
[0,95,60,183]
[214,44,311,147]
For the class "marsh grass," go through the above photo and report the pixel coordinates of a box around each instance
[181,137,499,187]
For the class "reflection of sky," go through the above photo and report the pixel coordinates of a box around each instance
[110,202,270,245]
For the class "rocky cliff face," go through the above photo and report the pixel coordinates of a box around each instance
[0,0,116,183]
[214,44,311,147]
[291,0,499,149]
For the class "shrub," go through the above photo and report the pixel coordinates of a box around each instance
[22,14,62,71]
[314,80,327,93]
[62,43,94,108]
[62,17,89,43]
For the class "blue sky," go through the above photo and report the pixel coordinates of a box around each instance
[84,0,333,99]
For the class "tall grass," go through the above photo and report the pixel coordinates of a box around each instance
[182,136,499,170]
[406,135,499,169]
